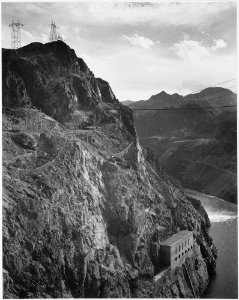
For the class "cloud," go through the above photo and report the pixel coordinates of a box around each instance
[21,30,34,39]
[172,38,227,60]
[121,33,158,49]
[172,39,210,60]
[211,39,227,51]
[73,2,235,28]
[1,2,236,101]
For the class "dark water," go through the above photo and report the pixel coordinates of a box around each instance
[187,190,238,299]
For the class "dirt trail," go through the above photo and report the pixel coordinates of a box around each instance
[3,152,34,164]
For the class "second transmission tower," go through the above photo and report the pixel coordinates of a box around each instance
[49,20,59,42]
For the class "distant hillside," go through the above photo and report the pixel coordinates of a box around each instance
[130,88,237,203]
[127,88,236,110]
[120,100,135,106]
[128,91,184,109]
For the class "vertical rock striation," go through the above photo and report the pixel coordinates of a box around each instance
[2,41,216,298]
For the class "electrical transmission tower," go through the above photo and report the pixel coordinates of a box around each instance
[9,20,23,50]
[49,20,63,42]
[49,21,58,42]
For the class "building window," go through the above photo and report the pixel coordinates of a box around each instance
[182,243,183,249]
[188,239,189,245]
[179,245,180,251]
[179,255,181,258]
[175,246,177,254]
[185,240,186,247]
[175,257,177,261]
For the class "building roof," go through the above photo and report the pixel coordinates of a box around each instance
[160,230,193,247]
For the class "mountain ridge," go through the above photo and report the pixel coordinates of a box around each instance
[2,41,217,298]
[125,87,237,203]
[125,87,236,110]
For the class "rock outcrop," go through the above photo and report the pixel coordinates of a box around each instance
[3,41,216,298]
[3,41,135,136]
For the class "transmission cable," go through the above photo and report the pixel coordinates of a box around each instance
[131,86,237,111]
[93,7,235,71]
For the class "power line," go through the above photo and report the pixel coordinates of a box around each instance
[90,15,165,55]
[93,7,235,70]
[128,81,236,110]
[188,79,237,95]
[94,4,208,65]
[186,84,237,103]
[146,5,234,42]
[90,3,209,55]
[182,83,237,101]
[162,20,235,48]
[131,105,236,111]
[131,86,237,111]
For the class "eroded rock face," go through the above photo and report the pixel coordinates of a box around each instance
[2,42,216,298]
[2,41,135,136]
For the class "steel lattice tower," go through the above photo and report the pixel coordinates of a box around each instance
[9,20,23,50]
[49,21,58,42]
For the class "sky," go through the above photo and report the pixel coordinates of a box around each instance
[1,1,237,101]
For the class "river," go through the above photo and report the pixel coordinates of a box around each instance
[186,190,238,299]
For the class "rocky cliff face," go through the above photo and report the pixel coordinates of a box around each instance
[3,41,216,298]
[3,41,135,136]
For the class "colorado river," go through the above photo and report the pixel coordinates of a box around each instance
[187,190,238,299]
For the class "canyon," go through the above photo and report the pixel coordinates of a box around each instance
[3,41,217,298]
[125,89,237,203]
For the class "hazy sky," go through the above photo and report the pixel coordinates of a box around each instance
[1,1,237,101]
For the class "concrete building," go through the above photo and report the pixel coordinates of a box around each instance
[160,230,194,269]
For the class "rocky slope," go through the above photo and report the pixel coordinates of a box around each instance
[126,90,237,203]
[3,41,216,298]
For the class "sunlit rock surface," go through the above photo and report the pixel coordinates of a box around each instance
[3,41,216,298]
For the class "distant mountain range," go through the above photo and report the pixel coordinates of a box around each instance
[125,87,236,110]
[123,88,237,203]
